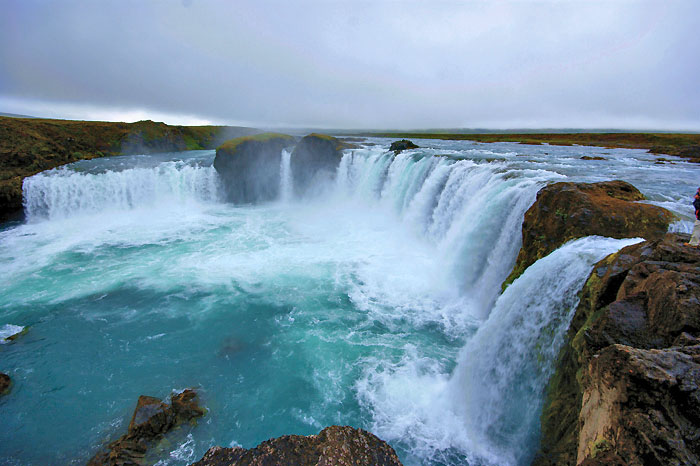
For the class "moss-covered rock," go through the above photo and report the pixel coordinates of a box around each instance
[503,180,674,288]
[290,133,350,197]
[213,133,294,203]
[534,233,700,465]
[190,425,403,466]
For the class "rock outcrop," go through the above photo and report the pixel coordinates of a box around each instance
[189,425,403,466]
[213,133,294,203]
[88,389,205,466]
[534,233,700,465]
[290,134,349,197]
[503,180,674,287]
[389,139,418,154]
[0,372,11,396]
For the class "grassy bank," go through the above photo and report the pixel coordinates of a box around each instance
[0,117,258,220]
[363,132,700,161]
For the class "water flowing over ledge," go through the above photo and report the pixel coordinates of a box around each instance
[4,140,700,465]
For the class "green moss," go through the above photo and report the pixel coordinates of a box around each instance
[590,437,612,458]
[217,132,294,152]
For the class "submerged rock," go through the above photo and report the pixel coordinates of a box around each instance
[0,324,27,343]
[190,425,403,466]
[503,180,674,287]
[534,233,700,465]
[290,134,349,197]
[88,388,205,466]
[213,133,294,203]
[0,372,11,396]
[389,139,418,154]
[580,156,606,161]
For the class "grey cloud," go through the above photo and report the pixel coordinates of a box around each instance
[1,0,699,129]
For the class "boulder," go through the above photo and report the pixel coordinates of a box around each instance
[580,156,606,161]
[0,372,11,396]
[389,139,418,154]
[290,134,349,197]
[88,388,205,466]
[534,234,700,465]
[190,425,403,466]
[503,180,674,288]
[213,133,294,203]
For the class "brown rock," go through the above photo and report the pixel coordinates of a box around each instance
[389,139,419,154]
[534,233,700,465]
[88,389,205,466]
[503,180,674,287]
[0,372,11,395]
[189,425,403,466]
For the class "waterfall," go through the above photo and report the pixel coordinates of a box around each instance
[279,149,293,203]
[22,161,221,221]
[447,236,643,464]
[336,147,562,318]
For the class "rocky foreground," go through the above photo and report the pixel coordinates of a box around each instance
[190,426,403,466]
[534,233,700,465]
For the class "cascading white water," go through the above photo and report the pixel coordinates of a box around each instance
[358,236,643,465]
[22,161,221,220]
[336,148,563,319]
[279,149,293,202]
[9,141,693,466]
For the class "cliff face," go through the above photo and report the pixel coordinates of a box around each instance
[0,117,258,221]
[503,181,674,288]
[534,234,700,465]
[213,133,295,203]
[189,425,403,466]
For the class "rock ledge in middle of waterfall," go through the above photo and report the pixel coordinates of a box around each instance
[290,133,351,197]
[214,133,294,203]
[503,180,674,287]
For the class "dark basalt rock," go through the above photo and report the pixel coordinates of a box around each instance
[213,133,294,203]
[534,234,700,466]
[503,180,674,288]
[190,425,403,466]
[290,134,350,198]
[389,139,418,154]
[0,372,11,396]
[88,389,205,466]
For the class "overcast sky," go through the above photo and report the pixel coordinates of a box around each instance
[1,0,699,130]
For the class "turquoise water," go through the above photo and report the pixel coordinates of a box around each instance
[1,141,698,465]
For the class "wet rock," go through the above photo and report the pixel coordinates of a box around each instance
[534,233,700,465]
[389,139,418,154]
[189,425,403,466]
[88,388,205,466]
[1,324,27,343]
[580,156,606,161]
[0,372,11,396]
[290,134,351,198]
[213,133,294,203]
[503,180,674,287]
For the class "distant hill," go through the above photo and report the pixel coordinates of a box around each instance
[0,112,38,119]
